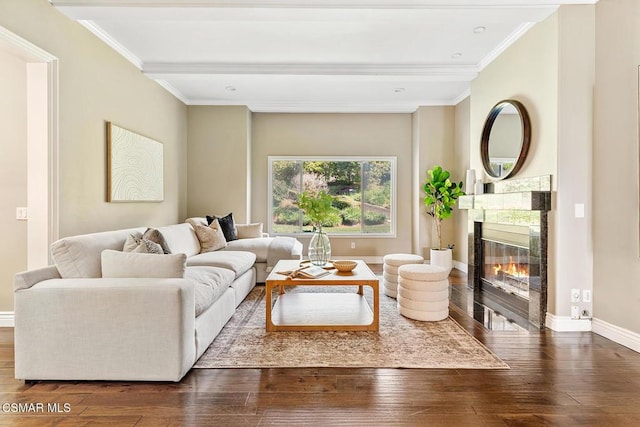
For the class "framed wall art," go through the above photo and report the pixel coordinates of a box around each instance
[107,122,164,202]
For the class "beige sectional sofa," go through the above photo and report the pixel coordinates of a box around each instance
[13,219,302,382]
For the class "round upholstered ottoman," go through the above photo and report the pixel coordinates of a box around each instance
[382,253,424,298]
[397,264,449,321]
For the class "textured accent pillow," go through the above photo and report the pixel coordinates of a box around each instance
[236,223,263,239]
[123,232,143,252]
[101,250,186,278]
[206,213,237,242]
[143,228,171,254]
[193,219,227,252]
[123,233,164,254]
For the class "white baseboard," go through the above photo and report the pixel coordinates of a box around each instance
[0,312,14,327]
[592,317,640,354]
[545,312,592,332]
[453,260,468,273]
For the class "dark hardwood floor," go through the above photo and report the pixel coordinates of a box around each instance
[1,267,640,426]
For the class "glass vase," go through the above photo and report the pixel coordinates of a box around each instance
[308,227,331,266]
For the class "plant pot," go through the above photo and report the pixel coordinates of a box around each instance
[309,230,331,266]
[430,248,452,276]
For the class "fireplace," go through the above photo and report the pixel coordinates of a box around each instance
[458,175,551,328]
[481,223,534,302]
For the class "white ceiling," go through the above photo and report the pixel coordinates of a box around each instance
[52,0,598,113]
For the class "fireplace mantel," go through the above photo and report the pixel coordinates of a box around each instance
[458,175,552,328]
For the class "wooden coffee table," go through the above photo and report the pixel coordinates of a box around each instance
[265,259,379,332]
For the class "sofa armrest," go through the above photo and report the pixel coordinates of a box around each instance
[14,278,195,381]
[14,265,61,291]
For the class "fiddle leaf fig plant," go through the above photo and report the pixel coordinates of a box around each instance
[296,190,338,231]
[423,165,465,250]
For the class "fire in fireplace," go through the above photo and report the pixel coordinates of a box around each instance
[482,240,530,300]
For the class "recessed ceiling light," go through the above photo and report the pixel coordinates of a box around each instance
[474,26,486,34]
[394,88,405,93]
[451,52,463,59]
[225,86,236,92]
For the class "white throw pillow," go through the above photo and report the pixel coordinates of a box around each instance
[236,223,264,239]
[101,249,186,278]
[192,219,227,253]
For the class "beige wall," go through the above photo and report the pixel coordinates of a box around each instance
[413,106,461,260]
[454,97,471,265]
[555,5,595,318]
[469,12,561,313]
[470,14,559,187]
[0,0,188,238]
[186,106,251,222]
[0,49,27,311]
[251,113,413,257]
[593,0,640,334]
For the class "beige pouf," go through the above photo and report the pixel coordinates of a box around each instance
[382,253,424,298]
[397,264,449,321]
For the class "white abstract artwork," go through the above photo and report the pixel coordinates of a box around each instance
[107,122,164,202]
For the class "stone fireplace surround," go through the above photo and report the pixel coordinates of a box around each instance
[458,175,552,328]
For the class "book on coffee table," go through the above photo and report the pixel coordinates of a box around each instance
[277,266,331,279]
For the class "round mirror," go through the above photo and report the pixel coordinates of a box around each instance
[480,99,531,180]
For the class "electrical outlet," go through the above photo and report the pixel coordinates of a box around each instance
[571,289,581,302]
[583,290,591,303]
[571,305,580,319]
[351,242,356,249]
[581,309,590,318]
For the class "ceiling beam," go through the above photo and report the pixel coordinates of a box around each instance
[143,63,479,80]
[51,0,598,8]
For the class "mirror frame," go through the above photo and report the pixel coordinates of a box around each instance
[480,99,531,180]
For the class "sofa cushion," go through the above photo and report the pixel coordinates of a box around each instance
[50,227,145,278]
[187,251,256,278]
[192,219,227,253]
[185,266,235,316]
[236,223,263,239]
[101,250,186,278]
[222,237,271,263]
[156,223,200,257]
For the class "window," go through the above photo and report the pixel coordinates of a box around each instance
[269,157,396,236]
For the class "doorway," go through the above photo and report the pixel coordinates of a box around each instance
[0,26,58,325]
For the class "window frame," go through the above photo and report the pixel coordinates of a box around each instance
[268,156,397,238]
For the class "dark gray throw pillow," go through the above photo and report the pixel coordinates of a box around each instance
[206,213,237,242]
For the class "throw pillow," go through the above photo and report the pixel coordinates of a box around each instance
[123,233,164,254]
[236,223,264,239]
[193,219,227,253]
[206,213,237,242]
[123,232,143,252]
[143,228,172,254]
[101,250,186,278]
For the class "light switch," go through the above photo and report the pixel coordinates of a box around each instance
[574,203,585,218]
[16,207,28,220]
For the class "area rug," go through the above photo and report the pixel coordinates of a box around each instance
[194,285,509,369]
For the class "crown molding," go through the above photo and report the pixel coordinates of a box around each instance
[186,99,463,112]
[78,20,143,69]
[155,80,189,104]
[478,22,536,71]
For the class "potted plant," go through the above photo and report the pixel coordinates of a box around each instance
[423,165,465,274]
[297,190,339,266]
